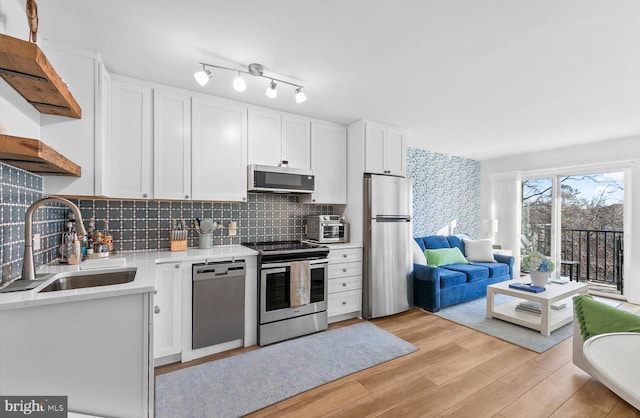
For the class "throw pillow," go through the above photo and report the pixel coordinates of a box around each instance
[463,238,496,262]
[425,247,469,267]
[412,239,427,265]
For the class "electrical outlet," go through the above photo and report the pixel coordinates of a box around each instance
[32,233,41,251]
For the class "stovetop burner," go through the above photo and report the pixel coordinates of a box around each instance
[242,240,328,255]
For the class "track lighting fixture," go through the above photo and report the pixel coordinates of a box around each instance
[295,87,307,104]
[266,80,277,99]
[194,62,306,103]
[233,72,246,92]
[194,66,213,86]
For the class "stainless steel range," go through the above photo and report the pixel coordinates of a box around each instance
[242,240,329,346]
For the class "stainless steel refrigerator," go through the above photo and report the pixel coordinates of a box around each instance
[363,174,413,319]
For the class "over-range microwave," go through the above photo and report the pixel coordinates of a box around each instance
[248,164,315,193]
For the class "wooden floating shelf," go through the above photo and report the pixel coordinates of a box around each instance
[0,34,82,119]
[0,134,81,176]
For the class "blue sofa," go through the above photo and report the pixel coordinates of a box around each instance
[413,235,515,312]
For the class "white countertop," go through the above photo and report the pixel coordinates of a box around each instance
[0,245,257,311]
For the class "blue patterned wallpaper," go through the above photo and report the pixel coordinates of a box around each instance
[406,147,480,238]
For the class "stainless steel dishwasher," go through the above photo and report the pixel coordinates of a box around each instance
[192,260,246,350]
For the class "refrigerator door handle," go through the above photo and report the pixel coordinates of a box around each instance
[373,216,412,222]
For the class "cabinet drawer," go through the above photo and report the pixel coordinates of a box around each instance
[328,275,362,294]
[329,248,362,263]
[328,261,362,279]
[328,289,362,317]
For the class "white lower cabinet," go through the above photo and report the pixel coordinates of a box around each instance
[327,246,363,322]
[154,262,186,363]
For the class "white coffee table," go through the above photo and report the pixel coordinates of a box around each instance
[486,278,588,336]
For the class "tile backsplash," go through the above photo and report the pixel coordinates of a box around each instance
[1,162,333,281]
[1,163,67,281]
[70,195,333,251]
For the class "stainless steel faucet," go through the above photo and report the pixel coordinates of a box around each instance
[21,197,87,281]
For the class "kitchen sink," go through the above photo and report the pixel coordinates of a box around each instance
[38,267,136,292]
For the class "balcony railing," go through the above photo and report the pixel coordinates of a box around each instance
[523,226,623,291]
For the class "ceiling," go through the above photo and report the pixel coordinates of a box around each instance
[33,0,640,161]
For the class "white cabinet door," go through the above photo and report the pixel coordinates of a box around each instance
[154,262,184,359]
[109,80,153,199]
[154,90,191,200]
[386,127,406,177]
[95,61,111,197]
[302,121,347,204]
[41,45,99,196]
[248,108,282,166]
[282,114,311,169]
[363,122,406,177]
[192,97,248,202]
[364,122,386,174]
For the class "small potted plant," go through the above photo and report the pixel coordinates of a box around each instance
[522,252,555,287]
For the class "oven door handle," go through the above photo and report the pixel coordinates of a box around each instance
[261,259,328,269]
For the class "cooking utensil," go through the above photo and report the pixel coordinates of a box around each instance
[200,219,216,234]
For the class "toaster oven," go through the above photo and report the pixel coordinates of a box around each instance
[306,215,349,243]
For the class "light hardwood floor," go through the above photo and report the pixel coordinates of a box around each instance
[156,307,640,417]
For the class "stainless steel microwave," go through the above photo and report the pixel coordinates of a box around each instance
[306,215,350,243]
[248,164,315,193]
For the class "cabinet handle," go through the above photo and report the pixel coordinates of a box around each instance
[342,254,347,258]
[154,305,160,314]
[312,199,316,203]
[342,282,347,287]
[342,301,347,305]
[185,194,189,199]
[175,264,180,269]
[243,197,247,201]
[342,268,347,272]
[143,193,148,198]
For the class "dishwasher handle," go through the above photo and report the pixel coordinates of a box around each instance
[193,261,246,281]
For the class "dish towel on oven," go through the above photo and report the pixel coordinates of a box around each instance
[290,260,311,307]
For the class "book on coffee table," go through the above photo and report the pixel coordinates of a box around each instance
[508,283,545,293]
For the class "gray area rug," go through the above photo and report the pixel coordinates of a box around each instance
[434,294,573,353]
[155,322,416,418]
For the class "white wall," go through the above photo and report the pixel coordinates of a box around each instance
[0,0,41,138]
[481,135,640,304]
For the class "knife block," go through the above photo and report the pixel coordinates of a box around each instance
[170,239,187,252]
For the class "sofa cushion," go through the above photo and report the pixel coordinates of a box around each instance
[463,238,496,262]
[423,235,451,249]
[413,239,427,265]
[425,248,469,267]
[442,264,490,282]
[438,268,467,289]
[471,262,508,277]
[446,235,467,254]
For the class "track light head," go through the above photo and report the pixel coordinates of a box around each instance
[295,87,307,104]
[266,80,278,99]
[194,68,212,86]
[233,72,246,92]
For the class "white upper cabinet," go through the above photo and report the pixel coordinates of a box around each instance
[154,89,192,200]
[248,108,311,169]
[301,121,347,204]
[41,44,107,196]
[192,96,248,202]
[108,79,153,199]
[282,115,311,169]
[363,121,406,177]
